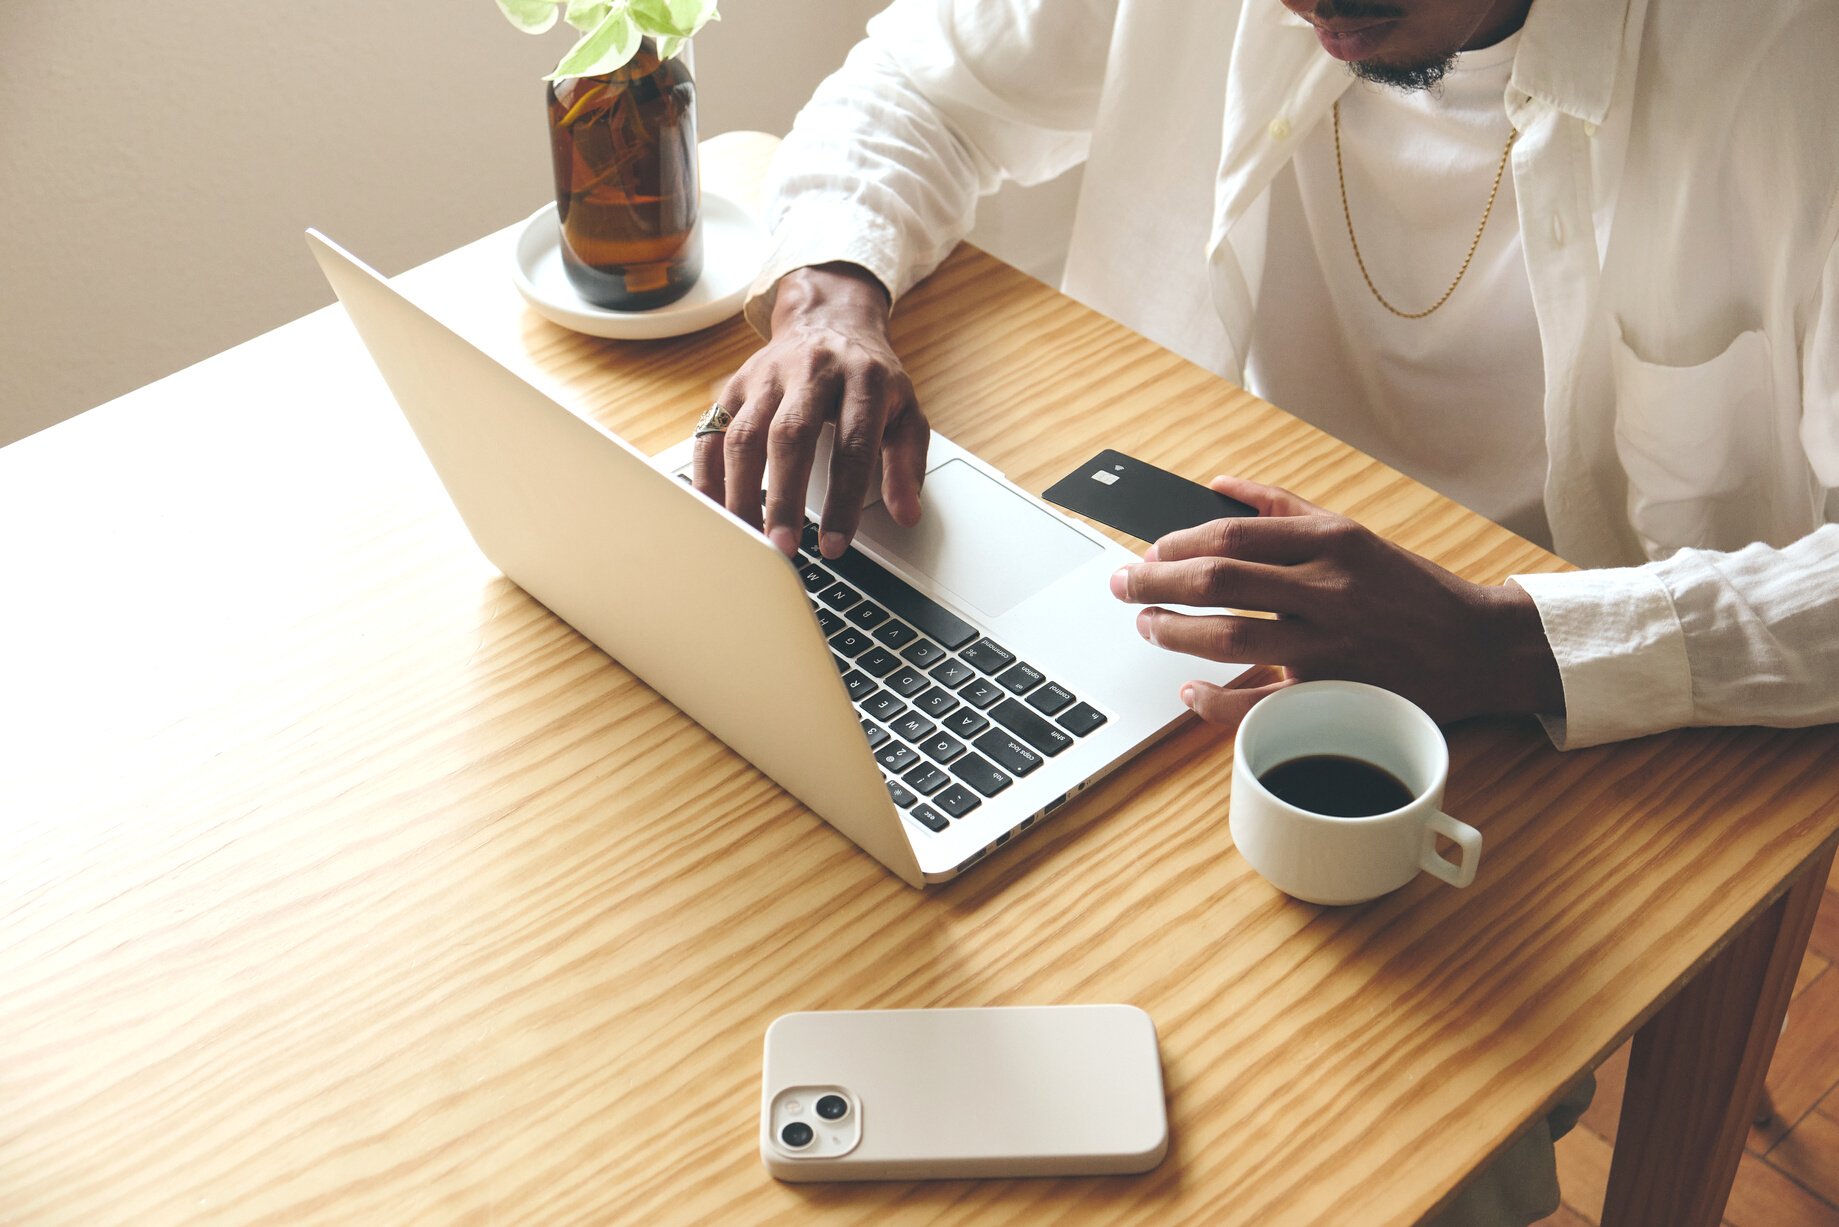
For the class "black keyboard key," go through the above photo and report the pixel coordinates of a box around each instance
[861,720,890,750]
[887,779,917,808]
[892,712,937,743]
[990,698,1075,757]
[1026,683,1075,716]
[961,639,1016,674]
[904,763,949,795]
[876,743,921,774]
[959,678,1004,709]
[824,548,978,648]
[920,732,966,764]
[817,582,861,611]
[901,639,946,668]
[928,657,976,689]
[815,608,844,636]
[842,670,876,701]
[973,728,1043,777]
[933,784,981,818]
[856,646,900,677]
[873,620,919,650]
[829,628,872,657]
[801,523,820,552]
[942,708,990,740]
[863,691,907,722]
[832,653,851,674]
[910,803,950,832]
[797,561,832,592]
[846,602,890,630]
[1056,702,1108,737]
[995,663,1045,694]
[885,665,930,698]
[914,687,959,719]
[951,753,1013,798]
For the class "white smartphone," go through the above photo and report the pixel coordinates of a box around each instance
[759,1004,1168,1181]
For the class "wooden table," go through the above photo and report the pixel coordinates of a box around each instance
[3,135,1834,1226]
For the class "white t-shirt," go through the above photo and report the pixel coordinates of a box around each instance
[1245,34,1551,548]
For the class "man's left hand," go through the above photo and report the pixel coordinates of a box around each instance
[1109,475,1565,731]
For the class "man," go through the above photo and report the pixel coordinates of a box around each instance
[693,0,1839,756]
[692,2,1835,1219]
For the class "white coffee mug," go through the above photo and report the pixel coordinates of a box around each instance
[1229,680,1482,906]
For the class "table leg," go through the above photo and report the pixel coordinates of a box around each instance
[1601,841,1835,1227]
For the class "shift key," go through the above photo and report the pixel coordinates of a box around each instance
[990,698,1074,757]
[825,548,978,649]
[973,728,1043,777]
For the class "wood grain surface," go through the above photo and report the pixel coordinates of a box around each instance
[3,142,1837,1225]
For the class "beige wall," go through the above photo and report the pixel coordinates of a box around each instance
[0,1,1075,448]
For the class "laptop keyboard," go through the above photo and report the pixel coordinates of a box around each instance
[794,522,1110,837]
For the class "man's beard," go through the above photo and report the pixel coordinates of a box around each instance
[1301,0,1456,91]
[1348,51,1457,91]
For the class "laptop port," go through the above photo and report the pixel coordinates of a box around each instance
[1044,793,1069,814]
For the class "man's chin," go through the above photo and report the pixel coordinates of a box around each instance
[1347,49,1457,91]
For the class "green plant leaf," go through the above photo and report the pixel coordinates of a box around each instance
[656,33,686,59]
[562,0,612,32]
[628,0,717,39]
[495,0,561,34]
[547,4,640,79]
[670,0,719,32]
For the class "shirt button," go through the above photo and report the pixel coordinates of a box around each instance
[1551,212,1566,245]
[1268,117,1291,141]
[1584,121,1599,137]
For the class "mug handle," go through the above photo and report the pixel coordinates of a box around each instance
[1419,811,1483,888]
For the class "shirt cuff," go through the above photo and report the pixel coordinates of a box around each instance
[742,197,906,339]
[1509,568,1693,749]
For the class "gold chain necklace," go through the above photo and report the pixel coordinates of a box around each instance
[1332,99,1517,320]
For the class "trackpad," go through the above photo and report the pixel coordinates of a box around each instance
[856,459,1103,618]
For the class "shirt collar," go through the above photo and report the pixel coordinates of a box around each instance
[1508,0,1638,127]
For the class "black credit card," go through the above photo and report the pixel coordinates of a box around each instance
[1042,450,1256,544]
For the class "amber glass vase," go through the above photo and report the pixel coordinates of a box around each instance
[546,40,701,311]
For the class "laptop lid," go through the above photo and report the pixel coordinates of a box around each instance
[305,229,924,887]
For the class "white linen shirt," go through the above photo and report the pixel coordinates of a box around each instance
[745,0,1839,749]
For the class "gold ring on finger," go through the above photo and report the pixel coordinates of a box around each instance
[694,403,733,438]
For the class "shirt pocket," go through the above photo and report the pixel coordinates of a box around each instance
[1611,325,1773,554]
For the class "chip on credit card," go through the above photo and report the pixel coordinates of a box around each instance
[1041,450,1256,545]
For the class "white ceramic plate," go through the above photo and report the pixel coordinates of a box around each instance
[511,189,767,340]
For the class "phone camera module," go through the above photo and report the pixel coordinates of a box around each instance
[780,1121,815,1149]
[814,1094,849,1121]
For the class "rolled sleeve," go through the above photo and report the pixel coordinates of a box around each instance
[743,197,905,338]
[741,0,1115,337]
[1509,567,1692,749]
[1513,523,1839,748]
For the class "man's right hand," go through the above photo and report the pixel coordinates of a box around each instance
[694,262,929,560]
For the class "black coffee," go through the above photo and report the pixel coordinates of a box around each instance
[1257,754,1415,818]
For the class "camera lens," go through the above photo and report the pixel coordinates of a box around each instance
[780,1121,814,1149]
[815,1094,849,1121]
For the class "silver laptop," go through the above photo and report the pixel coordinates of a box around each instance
[307,229,1248,887]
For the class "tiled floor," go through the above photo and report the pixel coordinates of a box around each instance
[1537,857,1839,1226]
